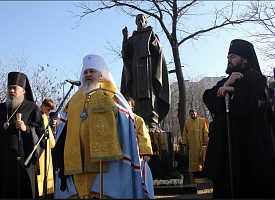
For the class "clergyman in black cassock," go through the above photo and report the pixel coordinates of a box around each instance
[203,39,275,198]
[0,72,44,198]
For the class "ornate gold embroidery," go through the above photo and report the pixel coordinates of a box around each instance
[90,94,107,106]
[92,118,109,135]
[77,175,85,186]
[90,138,121,153]
[88,191,111,199]
[64,143,81,167]
[72,93,83,104]
[67,191,111,199]
[89,90,116,108]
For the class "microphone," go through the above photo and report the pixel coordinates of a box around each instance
[66,80,81,86]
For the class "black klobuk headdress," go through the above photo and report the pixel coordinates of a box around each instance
[228,39,261,73]
[8,72,34,102]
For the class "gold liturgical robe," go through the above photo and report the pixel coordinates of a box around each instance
[64,87,123,197]
[37,113,56,196]
[133,113,153,156]
[182,117,209,173]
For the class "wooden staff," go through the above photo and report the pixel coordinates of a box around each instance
[225,92,234,198]
[100,160,103,199]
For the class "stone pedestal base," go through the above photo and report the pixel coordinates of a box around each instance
[149,132,173,178]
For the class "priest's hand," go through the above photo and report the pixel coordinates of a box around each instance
[52,118,57,126]
[14,120,26,131]
[217,86,235,97]
[144,155,150,163]
[224,72,244,86]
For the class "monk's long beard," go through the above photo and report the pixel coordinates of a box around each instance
[6,96,24,110]
[82,82,100,95]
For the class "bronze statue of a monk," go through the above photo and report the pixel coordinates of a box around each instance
[121,14,170,133]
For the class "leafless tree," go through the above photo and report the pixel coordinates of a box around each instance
[160,75,181,144]
[0,49,31,103]
[181,71,210,125]
[0,59,10,103]
[29,64,63,106]
[0,50,63,109]
[246,1,275,61]
[70,0,265,133]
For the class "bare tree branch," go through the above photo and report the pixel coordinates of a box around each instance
[70,0,269,139]
[178,0,198,14]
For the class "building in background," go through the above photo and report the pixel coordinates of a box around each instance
[160,76,223,147]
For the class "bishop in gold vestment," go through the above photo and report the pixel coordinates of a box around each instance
[53,54,146,199]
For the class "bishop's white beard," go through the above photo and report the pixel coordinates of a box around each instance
[81,82,100,95]
[6,95,24,110]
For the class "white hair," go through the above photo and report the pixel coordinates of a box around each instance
[6,95,24,109]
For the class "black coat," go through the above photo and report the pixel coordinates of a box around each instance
[0,100,44,198]
[203,68,275,198]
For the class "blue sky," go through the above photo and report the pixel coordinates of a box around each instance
[0,1,273,95]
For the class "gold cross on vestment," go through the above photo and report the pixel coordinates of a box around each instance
[92,118,109,135]
[77,176,85,186]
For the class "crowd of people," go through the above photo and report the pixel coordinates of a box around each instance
[1,16,275,198]
[0,54,157,199]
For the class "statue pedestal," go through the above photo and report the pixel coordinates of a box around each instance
[148,132,173,178]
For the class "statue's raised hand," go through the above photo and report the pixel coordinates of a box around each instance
[122,26,129,41]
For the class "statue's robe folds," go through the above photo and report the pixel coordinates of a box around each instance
[121,26,170,129]
[182,117,209,173]
[53,86,149,199]
[0,100,45,198]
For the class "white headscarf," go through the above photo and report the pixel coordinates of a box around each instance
[79,54,116,88]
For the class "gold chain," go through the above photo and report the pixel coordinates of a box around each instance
[83,95,90,111]
[6,100,24,122]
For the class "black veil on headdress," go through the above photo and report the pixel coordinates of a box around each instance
[228,39,261,73]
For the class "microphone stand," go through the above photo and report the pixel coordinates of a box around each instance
[24,83,76,198]
[16,113,22,199]
[43,128,49,199]
[225,92,234,198]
